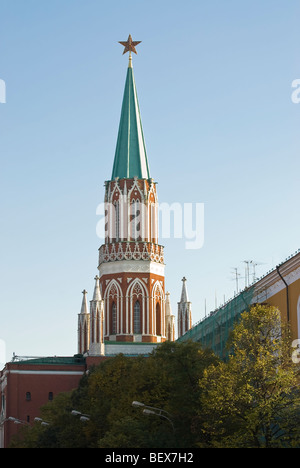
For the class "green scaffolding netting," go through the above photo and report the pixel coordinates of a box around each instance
[177,287,255,358]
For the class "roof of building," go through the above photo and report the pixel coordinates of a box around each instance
[9,355,85,366]
[111,59,150,180]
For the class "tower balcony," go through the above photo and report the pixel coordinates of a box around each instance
[99,241,164,265]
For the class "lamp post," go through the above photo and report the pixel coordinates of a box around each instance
[34,417,50,426]
[7,417,30,426]
[71,410,90,422]
[132,401,175,432]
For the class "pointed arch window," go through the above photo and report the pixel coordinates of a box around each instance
[131,199,141,241]
[91,312,95,343]
[185,313,189,334]
[156,302,161,336]
[112,302,117,335]
[96,310,100,342]
[134,300,141,334]
[114,201,120,241]
[83,322,88,353]
[150,202,157,243]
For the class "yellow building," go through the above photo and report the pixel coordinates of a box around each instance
[253,251,300,339]
[178,249,300,356]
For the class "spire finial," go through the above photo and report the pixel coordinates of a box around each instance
[128,51,132,68]
[180,277,189,302]
[111,35,150,181]
[93,276,102,301]
[119,34,141,68]
[80,290,88,314]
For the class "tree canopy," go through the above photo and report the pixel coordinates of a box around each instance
[199,304,300,447]
[10,305,300,448]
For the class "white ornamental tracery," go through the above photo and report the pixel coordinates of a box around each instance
[99,242,164,265]
[104,178,158,244]
[126,278,149,335]
[104,279,123,336]
[151,280,165,338]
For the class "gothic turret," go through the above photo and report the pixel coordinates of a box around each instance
[178,277,192,338]
[165,292,175,341]
[89,276,104,356]
[78,290,90,354]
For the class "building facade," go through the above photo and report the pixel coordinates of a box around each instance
[0,356,86,448]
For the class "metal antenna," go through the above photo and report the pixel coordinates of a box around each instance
[231,267,241,294]
[243,260,252,287]
[250,260,266,283]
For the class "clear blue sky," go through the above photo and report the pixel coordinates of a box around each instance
[0,0,299,363]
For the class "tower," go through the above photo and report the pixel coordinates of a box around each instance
[78,278,105,356]
[78,35,175,356]
[100,36,166,347]
[165,291,176,341]
[178,277,192,338]
[77,290,90,355]
[89,276,105,356]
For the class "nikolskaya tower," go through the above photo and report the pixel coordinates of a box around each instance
[78,36,176,356]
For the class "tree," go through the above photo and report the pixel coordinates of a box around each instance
[150,340,218,447]
[90,342,217,448]
[199,304,300,448]
[10,341,217,448]
[9,391,88,448]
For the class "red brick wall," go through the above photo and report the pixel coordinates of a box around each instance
[1,361,85,447]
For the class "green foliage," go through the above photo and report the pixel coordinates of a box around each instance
[11,341,216,448]
[10,306,300,448]
[199,305,300,447]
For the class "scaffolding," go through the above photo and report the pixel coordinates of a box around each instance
[177,287,255,358]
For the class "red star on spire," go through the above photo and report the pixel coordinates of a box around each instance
[119,34,141,55]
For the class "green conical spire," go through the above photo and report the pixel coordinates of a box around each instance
[111,59,150,180]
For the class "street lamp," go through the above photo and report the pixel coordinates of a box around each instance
[132,401,145,408]
[7,417,30,426]
[71,410,90,422]
[34,417,50,426]
[132,401,175,432]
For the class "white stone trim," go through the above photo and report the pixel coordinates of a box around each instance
[253,266,300,304]
[104,279,123,336]
[99,260,165,276]
[126,278,149,335]
[105,342,158,356]
[151,280,166,337]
